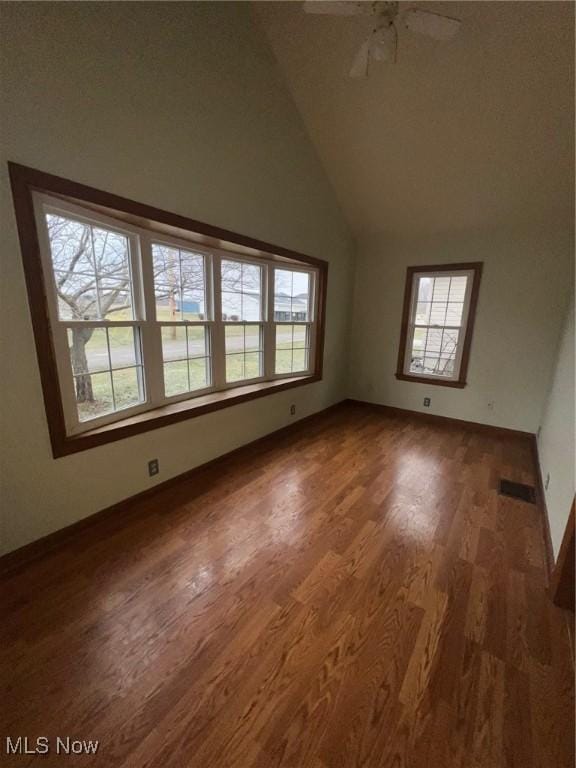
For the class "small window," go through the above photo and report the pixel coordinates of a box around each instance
[396,263,482,388]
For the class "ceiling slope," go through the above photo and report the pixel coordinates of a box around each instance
[255,1,575,237]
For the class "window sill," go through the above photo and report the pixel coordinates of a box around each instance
[57,375,320,457]
[395,373,467,389]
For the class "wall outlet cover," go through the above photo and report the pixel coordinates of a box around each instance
[290,405,296,415]
[423,398,431,407]
[148,459,159,477]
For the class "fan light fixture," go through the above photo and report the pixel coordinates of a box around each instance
[303,1,461,78]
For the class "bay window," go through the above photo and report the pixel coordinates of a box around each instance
[9,163,327,456]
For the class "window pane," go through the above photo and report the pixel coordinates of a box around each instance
[417,276,433,303]
[409,355,423,374]
[408,273,473,380]
[274,269,311,321]
[55,270,97,320]
[187,326,208,358]
[275,324,311,375]
[180,252,206,319]
[154,283,180,322]
[275,324,293,348]
[221,260,261,321]
[292,325,308,348]
[430,303,447,326]
[76,371,114,422]
[161,325,211,395]
[415,302,431,324]
[108,327,139,369]
[423,356,440,374]
[92,227,130,279]
[409,327,427,373]
[47,215,93,321]
[221,291,242,321]
[153,245,180,322]
[226,353,245,383]
[153,243,206,322]
[68,327,108,373]
[221,260,242,292]
[244,326,262,352]
[292,348,308,372]
[225,325,244,354]
[442,328,459,352]
[189,358,209,390]
[242,263,260,292]
[161,326,187,362]
[275,349,292,374]
[449,276,467,302]
[224,324,262,382]
[441,359,455,376]
[99,283,133,321]
[425,328,443,353]
[432,277,451,302]
[112,367,143,410]
[244,352,262,380]
[163,360,189,397]
[45,213,134,322]
[446,302,464,326]
[67,325,144,421]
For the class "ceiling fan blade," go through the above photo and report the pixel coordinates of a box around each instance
[349,37,371,78]
[403,8,461,40]
[303,1,374,16]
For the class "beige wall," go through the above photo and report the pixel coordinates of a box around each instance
[0,2,354,555]
[348,226,574,433]
[538,295,575,559]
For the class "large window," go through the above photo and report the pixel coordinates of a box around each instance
[14,170,325,455]
[396,263,482,388]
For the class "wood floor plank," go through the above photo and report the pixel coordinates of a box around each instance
[470,651,505,767]
[0,403,573,768]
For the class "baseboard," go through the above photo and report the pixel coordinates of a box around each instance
[0,400,346,578]
[345,399,534,439]
[530,436,555,584]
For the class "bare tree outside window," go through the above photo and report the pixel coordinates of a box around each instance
[47,215,134,404]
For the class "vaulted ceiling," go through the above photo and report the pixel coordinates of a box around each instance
[255,1,574,237]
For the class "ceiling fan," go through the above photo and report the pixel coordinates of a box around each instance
[303,1,461,78]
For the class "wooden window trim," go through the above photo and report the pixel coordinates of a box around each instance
[395,262,483,389]
[8,162,328,458]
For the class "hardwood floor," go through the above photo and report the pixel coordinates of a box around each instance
[1,402,574,767]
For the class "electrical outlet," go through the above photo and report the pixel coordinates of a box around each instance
[423,397,431,407]
[545,472,550,490]
[148,459,159,477]
[290,404,296,416]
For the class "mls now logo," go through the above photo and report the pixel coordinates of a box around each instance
[5,736,99,755]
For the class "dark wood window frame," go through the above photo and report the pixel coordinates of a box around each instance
[395,262,483,389]
[8,162,328,458]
